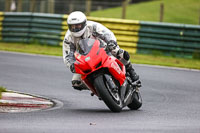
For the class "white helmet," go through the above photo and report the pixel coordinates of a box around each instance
[67,11,87,37]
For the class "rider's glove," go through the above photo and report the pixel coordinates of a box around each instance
[70,63,75,73]
[108,40,117,51]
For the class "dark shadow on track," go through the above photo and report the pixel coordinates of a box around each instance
[69,108,143,114]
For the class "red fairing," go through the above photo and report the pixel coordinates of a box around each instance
[74,39,126,88]
[103,56,126,85]
[74,40,106,75]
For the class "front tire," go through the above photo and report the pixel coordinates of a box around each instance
[94,75,122,112]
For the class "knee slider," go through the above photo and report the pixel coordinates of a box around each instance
[72,80,81,87]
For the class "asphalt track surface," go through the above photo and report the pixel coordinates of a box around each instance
[0,51,200,133]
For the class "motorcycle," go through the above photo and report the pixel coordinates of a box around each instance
[74,37,142,112]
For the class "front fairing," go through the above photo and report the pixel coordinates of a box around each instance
[74,38,108,76]
[74,38,126,86]
[104,56,126,86]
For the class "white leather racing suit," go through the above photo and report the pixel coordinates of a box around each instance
[63,21,131,90]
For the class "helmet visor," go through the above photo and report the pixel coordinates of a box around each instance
[68,21,86,32]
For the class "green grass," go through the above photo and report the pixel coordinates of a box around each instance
[0,42,200,70]
[130,54,200,69]
[0,42,62,56]
[91,0,200,25]
[0,86,6,99]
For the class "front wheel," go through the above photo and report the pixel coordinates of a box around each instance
[127,90,142,110]
[94,75,122,112]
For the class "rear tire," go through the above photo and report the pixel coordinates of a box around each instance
[94,75,122,112]
[127,91,142,110]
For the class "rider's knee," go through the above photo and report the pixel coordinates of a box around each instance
[72,80,82,91]
[71,80,88,91]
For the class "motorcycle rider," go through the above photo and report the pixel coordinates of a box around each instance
[63,11,140,91]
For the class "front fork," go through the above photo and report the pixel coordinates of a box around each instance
[104,74,118,93]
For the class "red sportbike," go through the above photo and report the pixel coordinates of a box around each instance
[74,37,142,112]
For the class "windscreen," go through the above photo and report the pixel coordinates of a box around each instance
[77,38,96,55]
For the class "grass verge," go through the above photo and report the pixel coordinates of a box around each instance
[130,54,200,70]
[0,42,200,70]
[0,42,62,56]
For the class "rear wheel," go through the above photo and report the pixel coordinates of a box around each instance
[94,75,122,112]
[127,90,142,110]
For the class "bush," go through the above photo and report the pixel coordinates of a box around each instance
[152,50,163,56]
[193,50,200,60]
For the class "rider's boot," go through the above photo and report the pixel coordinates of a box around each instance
[126,63,141,86]
[72,80,88,91]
